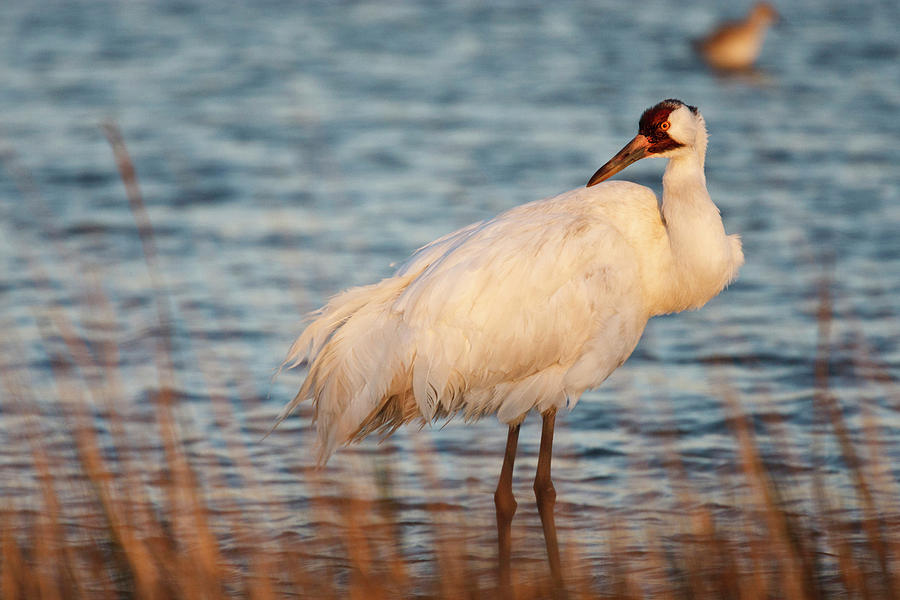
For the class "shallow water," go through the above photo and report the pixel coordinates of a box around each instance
[1,0,899,569]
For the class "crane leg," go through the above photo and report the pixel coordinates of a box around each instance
[495,423,520,592]
[534,408,564,591]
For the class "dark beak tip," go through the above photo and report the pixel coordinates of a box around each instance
[585,173,605,187]
[585,134,650,188]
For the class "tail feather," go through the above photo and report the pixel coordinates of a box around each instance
[275,274,419,462]
[283,282,387,370]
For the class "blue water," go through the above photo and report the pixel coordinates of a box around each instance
[1,0,899,565]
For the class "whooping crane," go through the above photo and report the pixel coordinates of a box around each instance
[278,99,744,588]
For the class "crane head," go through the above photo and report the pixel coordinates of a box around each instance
[587,99,702,187]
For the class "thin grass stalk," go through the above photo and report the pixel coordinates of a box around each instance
[722,388,812,600]
[87,273,161,553]
[6,130,183,597]
[409,434,468,599]
[101,122,176,383]
[105,120,233,597]
[813,278,895,598]
[652,389,720,598]
[711,369,825,599]
[0,330,102,598]
[849,330,900,590]
[1,515,29,600]
[175,257,294,598]
[30,295,173,597]
[1,137,169,598]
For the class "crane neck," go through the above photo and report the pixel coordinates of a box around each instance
[652,147,740,314]
[661,152,710,212]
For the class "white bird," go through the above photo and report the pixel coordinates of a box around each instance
[693,2,779,72]
[278,99,743,588]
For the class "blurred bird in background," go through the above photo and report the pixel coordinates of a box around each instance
[694,2,779,72]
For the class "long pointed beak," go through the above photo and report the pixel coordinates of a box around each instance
[586,134,652,187]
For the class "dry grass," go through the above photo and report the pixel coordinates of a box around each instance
[1,125,899,599]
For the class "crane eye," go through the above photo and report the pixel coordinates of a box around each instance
[659,121,670,131]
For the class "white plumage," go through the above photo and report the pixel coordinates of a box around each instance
[278,99,744,464]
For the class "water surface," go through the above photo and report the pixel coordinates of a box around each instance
[1,0,898,570]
